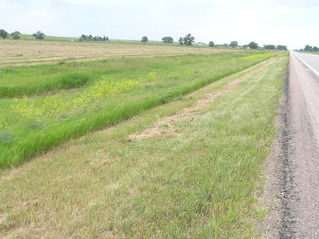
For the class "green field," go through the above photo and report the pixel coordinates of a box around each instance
[0,41,288,238]
[16,34,176,45]
[19,34,79,42]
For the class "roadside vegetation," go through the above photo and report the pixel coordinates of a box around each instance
[0,49,288,238]
[0,51,275,168]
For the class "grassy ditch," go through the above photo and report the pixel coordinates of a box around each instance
[0,51,278,169]
[0,54,288,238]
[0,52,272,98]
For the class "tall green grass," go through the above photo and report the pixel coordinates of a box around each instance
[0,72,92,98]
[0,53,273,98]
[0,52,276,168]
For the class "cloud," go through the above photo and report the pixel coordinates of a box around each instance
[19,10,56,23]
[63,0,144,5]
[277,5,319,13]
[1,0,318,49]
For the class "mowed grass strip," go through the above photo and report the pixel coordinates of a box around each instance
[0,55,288,238]
[0,51,275,168]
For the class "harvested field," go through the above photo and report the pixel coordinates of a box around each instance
[0,40,229,67]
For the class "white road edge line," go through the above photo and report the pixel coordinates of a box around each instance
[294,53,319,77]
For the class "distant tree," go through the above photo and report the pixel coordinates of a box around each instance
[209,41,214,47]
[0,29,8,39]
[182,33,195,46]
[277,45,288,51]
[141,36,148,44]
[264,44,275,50]
[313,46,319,52]
[93,36,103,41]
[248,41,258,49]
[80,34,109,42]
[230,41,238,48]
[79,34,87,41]
[304,44,312,52]
[162,36,173,44]
[179,37,183,45]
[32,31,45,40]
[11,31,21,40]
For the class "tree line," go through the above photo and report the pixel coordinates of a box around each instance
[0,29,46,40]
[263,44,287,51]
[143,34,288,51]
[142,34,288,50]
[0,28,288,50]
[301,44,319,52]
[79,34,109,42]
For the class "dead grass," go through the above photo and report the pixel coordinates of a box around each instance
[0,40,228,67]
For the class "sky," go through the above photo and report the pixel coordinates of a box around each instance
[1,0,319,50]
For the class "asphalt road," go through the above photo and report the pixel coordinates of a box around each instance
[293,52,319,77]
[280,52,319,238]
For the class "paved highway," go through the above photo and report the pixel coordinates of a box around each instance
[293,52,319,76]
[279,51,319,238]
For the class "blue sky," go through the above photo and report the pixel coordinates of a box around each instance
[1,0,318,49]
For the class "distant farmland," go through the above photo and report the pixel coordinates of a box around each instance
[1,39,224,67]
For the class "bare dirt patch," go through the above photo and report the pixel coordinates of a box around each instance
[129,186,141,197]
[0,213,8,224]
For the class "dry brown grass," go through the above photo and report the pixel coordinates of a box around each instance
[0,40,226,67]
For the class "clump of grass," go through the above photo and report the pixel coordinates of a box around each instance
[57,61,66,65]
[57,72,91,89]
[0,131,13,143]
[0,72,92,98]
[241,52,274,61]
